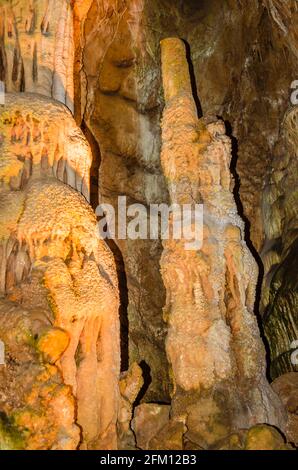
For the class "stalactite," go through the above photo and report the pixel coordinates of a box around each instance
[0,94,92,201]
[0,0,74,110]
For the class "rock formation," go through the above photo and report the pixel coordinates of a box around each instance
[76,0,297,406]
[0,0,74,111]
[0,0,297,452]
[261,105,298,379]
[0,93,91,203]
[81,0,170,402]
[0,93,120,449]
[272,373,298,446]
[0,299,80,450]
[157,37,285,449]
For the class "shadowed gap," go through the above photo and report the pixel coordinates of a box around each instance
[183,39,203,118]
[224,119,271,381]
[82,121,129,371]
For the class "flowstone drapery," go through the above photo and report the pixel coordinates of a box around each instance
[0,93,120,449]
[0,0,74,110]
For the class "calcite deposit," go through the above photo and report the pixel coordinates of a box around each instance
[0,94,92,201]
[0,0,297,452]
[81,0,170,402]
[0,0,74,110]
[0,94,120,450]
[158,37,285,448]
[272,373,298,446]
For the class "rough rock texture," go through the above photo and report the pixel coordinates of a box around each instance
[0,0,74,111]
[132,403,171,450]
[118,362,144,449]
[151,0,297,252]
[261,105,298,378]
[74,0,298,401]
[158,37,285,449]
[146,0,298,385]
[0,299,79,450]
[132,406,291,451]
[0,94,120,449]
[0,0,296,451]
[0,93,92,204]
[272,373,298,446]
[80,0,170,402]
[216,424,291,450]
[2,0,285,405]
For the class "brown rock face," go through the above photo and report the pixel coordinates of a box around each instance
[261,105,298,379]
[216,424,291,450]
[80,0,170,402]
[0,94,120,449]
[159,38,285,448]
[0,0,296,452]
[272,373,298,446]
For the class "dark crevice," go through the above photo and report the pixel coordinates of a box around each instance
[224,119,271,381]
[105,238,129,372]
[183,39,203,118]
[81,121,129,372]
[81,121,101,210]
[32,42,38,82]
[134,361,152,407]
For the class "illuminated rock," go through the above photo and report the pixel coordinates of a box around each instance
[0,93,91,201]
[0,299,80,450]
[272,373,298,446]
[118,362,144,449]
[159,38,285,448]
[0,94,120,449]
[0,0,74,111]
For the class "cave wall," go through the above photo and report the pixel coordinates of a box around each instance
[79,0,170,401]
[77,0,297,394]
[262,106,298,379]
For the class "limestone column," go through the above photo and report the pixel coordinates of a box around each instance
[159,38,285,448]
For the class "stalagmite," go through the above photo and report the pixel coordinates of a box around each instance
[159,38,285,448]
